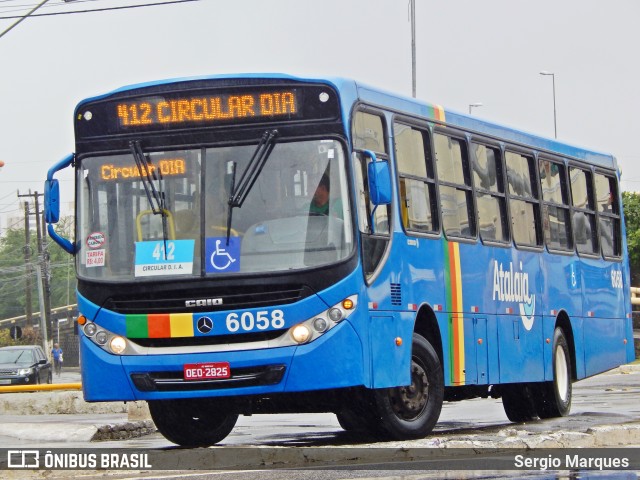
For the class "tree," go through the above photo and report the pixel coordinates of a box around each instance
[622,191,640,285]
[0,216,76,321]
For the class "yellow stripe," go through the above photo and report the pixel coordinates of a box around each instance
[434,104,446,122]
[452,243,465,384]
[170,313,194,337]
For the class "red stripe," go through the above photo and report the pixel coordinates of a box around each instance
[148,314,171,338]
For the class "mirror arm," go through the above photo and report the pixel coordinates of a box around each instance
[45,153,76,254]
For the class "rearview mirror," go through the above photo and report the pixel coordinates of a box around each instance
[44,179,60,224]
[365,150,392,206]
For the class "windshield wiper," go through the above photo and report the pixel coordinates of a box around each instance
[130,140,170,258]
[226,129,278,244]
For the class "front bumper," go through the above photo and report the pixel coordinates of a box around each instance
[80,318,365,402]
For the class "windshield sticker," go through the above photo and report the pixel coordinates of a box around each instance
[86,232,105,249]
[86,249,105,268]
[205,237,240,273]
[134,239,195,277]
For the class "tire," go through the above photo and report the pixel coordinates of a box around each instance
[536,327,572,418]
[148,398,238,447]
[502,383,537,422]
[373,333,444,440]
[336,392,383,436]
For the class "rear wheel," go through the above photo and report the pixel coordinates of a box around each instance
[373,333,444,439]
[502,383,537,422]
[148,398,238,447]
[536,327,572,418]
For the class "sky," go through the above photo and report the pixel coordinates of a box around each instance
[1,0,639,234]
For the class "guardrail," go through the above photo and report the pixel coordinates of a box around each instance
[0,382,81,393]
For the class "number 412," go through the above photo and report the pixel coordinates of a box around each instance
[152,242,175,261]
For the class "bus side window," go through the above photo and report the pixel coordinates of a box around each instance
[569,167,598,255]
[539,159,572,251]
[393,122,437,233]
[434,133,475,238]
[594,172,622,258]
[471,143,508,243]
[505,151,542,247]
[353,111,391,278]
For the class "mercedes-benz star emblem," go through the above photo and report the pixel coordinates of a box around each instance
[197,316,213,334]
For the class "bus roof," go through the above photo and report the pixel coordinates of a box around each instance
[77,73,616,171]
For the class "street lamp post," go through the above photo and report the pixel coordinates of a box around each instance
[469,103,483,114]
[539,71,557,139]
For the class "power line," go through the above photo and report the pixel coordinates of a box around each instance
[0,0,200,19]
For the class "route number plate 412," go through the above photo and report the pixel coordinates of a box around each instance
[183,362,231,381]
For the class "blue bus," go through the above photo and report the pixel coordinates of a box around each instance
[45,74,635,446]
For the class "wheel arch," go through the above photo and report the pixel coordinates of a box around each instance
[413,304,444,371]
[555,311,577,381]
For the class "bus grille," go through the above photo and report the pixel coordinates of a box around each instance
[103,284,311,314]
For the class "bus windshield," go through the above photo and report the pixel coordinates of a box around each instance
[77,138,353,280]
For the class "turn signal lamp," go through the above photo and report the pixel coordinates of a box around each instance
[77,315,87,326]
[342,298,354,310]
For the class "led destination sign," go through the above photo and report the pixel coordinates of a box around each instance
[75,84,340,140]
[117,91,297,127]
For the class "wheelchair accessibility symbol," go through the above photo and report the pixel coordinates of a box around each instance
[205,237,241,273]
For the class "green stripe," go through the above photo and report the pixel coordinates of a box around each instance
[126,314,148,338]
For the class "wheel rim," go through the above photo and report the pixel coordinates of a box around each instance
[389,357,429,421]
[555,345,569,403]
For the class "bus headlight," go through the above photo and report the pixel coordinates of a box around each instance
[280,295,358,347]
[95,331,108,345]
[110,336,127,354]
[313,317,329,332]
[328,308,343,322]
[291,324,311,344]
[83,322,97,337]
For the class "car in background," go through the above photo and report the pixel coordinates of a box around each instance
[0,345,52,385]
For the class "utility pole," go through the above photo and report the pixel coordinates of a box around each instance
[410,0,416,98]
[22,201,33,323]
[17,190,51,352]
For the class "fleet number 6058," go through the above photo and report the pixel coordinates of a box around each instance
[226,310,285,332]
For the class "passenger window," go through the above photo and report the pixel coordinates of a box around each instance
[353,112,387,154]
[539,159,572,251]
[471,143,508,243]
[569,167,598,255]
[434,133,475,238]
[594,172,621,258]
[394,123,437,233]
[505,151,541,247]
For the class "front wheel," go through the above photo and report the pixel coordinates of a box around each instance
[536,327,572,418]
[373,333,444,439]
[148,398,238,447]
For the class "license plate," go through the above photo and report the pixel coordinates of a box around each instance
[0,379,11,385]
[183,362,231,381]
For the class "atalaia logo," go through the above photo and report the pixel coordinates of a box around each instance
[492,260,536,331]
